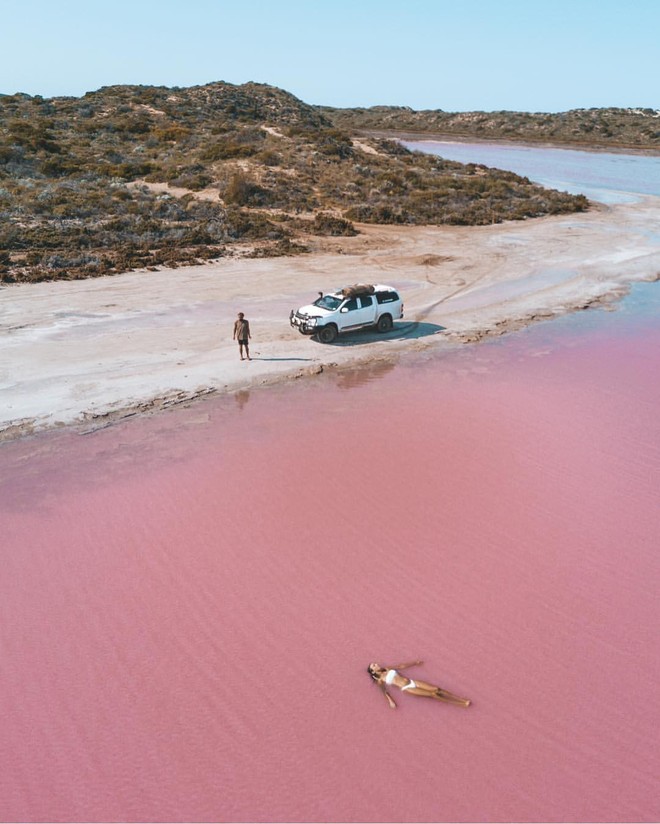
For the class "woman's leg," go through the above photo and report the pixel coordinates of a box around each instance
[433,688,471,707]
[403,680,471,706]
[400,685,438,699]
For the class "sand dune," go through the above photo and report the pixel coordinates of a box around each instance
[1,196,659,441]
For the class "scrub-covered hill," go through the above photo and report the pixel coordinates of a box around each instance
[323,105,660,152]
[1,81,587,283]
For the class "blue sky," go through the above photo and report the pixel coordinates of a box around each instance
[2,0,658,112]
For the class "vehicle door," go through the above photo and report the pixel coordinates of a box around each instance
[339,295,375,330]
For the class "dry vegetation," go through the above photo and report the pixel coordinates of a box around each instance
[323,106,660,151]
[1,82,588,283]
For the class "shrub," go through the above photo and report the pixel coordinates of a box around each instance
[259,149,281,166]
[311,212,357,236]
[103,161,157,180]
[201,140,257,161]
[344,204,409,224]
[223,172,270,207]
[315,129,354,159]
[153,126,191,143]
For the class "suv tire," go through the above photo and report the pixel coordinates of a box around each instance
[377,314,393,333]
[318,324,338,343]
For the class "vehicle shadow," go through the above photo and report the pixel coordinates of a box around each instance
[317,321,445,346]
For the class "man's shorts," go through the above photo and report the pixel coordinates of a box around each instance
[238,338,248,345]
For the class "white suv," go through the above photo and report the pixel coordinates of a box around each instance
[290,284,404,343]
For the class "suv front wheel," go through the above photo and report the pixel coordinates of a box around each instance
[317,324,338,343]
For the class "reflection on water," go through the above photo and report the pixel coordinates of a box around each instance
[404,140,660,203]
[331,359,396,390]
[234,390,250,410]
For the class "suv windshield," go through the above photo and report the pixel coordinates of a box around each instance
[314,294,342,311]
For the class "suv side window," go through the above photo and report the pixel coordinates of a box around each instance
[359,296,374,308]
[343,298,359,311]
[376,291,399,304]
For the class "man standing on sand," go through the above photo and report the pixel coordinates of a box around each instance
[233,312,251,360]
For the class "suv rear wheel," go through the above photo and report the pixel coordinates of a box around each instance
[317,324,338,343]
[377,314,393,333]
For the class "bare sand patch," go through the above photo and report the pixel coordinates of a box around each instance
[1,197,659,440]
[261,125,285,138]
[351,138,383,155]
[127,180,222,202]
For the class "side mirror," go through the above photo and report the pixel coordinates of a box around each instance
[340,307,348,313]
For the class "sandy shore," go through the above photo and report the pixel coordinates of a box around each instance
[2,196,659,441]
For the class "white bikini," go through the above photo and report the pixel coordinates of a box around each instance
[384,669,416,691]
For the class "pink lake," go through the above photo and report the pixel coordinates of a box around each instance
[1,286,659,823]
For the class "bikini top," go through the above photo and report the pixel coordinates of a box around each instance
[385,668,417,690]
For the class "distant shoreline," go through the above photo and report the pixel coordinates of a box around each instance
[360,128,660,157]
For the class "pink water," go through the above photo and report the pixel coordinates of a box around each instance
[2,294,659,822]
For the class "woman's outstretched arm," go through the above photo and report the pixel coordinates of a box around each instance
[379,683,397,709]
[390,660,423,670]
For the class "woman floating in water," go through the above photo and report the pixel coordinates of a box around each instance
[367,661,471,709]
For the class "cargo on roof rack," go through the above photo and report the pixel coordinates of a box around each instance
[341,284,376,298]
